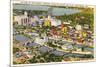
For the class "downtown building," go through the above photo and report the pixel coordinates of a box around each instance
[13,11,32,26]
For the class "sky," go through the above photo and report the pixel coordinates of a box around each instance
[12,0,96,5]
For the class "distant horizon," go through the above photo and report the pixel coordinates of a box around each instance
[12,0,95,8]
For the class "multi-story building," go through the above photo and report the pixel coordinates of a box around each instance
[13,11,31,26]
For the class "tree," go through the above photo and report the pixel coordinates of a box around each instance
[13,47,20,54]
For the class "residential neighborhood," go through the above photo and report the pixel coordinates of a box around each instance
[13,3,94,64]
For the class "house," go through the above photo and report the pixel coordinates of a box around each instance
[50,18,61,26]
[34,37,45,45]
[75,24,82,31]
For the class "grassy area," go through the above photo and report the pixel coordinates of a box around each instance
[56,8,94,31]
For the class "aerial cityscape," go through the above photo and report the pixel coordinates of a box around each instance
[12,2,95,65]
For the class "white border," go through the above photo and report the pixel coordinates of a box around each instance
[10,0,96,67]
